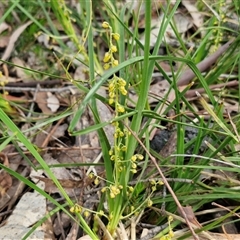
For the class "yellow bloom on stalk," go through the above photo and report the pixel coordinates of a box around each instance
[102,21,110,28]
[103,63,110,70]
[103,52,111,62]
[109,98,114,104]
[112,33,120,41]
[111,45,117,53]
[112,59,119,67]
[117,104,125,113]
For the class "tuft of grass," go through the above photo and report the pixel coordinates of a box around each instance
[0,0,240,239]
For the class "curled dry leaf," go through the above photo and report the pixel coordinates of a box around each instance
[0,21,32,64]
[178,206,202,228]
[0,21,10,34]
[11,57,32,82]
[35,91,61,114]
[35,91,52,114]
[47,92,60,113]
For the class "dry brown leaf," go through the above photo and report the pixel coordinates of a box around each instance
[33,176,95,195]
[11,57,32,82]
[42,211,56,240]
[0,36,10,48]
[182,0,203,29]
[0,21,32,64]
[178,206,202,228]
[0,22,10,34]
[0,153,12,197]
[46,92,60,113]
[35,91,52,114]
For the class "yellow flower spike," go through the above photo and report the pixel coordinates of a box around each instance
[110,45,117,53]
[102,21,110,28]
[101,187,107,193]
[112,59,119,66]
[112,33,120,41]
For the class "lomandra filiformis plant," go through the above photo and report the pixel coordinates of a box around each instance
[100,21,145,237]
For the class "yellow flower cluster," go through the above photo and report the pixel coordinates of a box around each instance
[102,21,120,70]
[108,76,127,107]
[101,184,123,199]
[130,154,143,173]
[160,216,174,240]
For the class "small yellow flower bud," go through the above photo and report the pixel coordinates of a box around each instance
[112,59,119,66]
[117,104,125,113]
[128,186,134,192]
[109,149,113,155]
[112,33,120,41]
[103,52,111,62]
[131,169,137,174]
[84,211,90,217]
[147,199,153,207]
[109,98,114,104]
[121,146,127,151]
[110,45,117,53]
[136,154,144,160]
[101,187,106,192]
[168,216,173,222]
[94,178,99,185]
[109,92,115,99]
[132,162,137,169]
[158,180,164,185]
[109,82,115,91]
[118,78,126,86]
[110,192,115,198]
[103,63,110,70]
[70,206,75,213]
[169,230,174,237]
[99,210,104,215]
[131,155,137,161]
[102,21,110,28]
